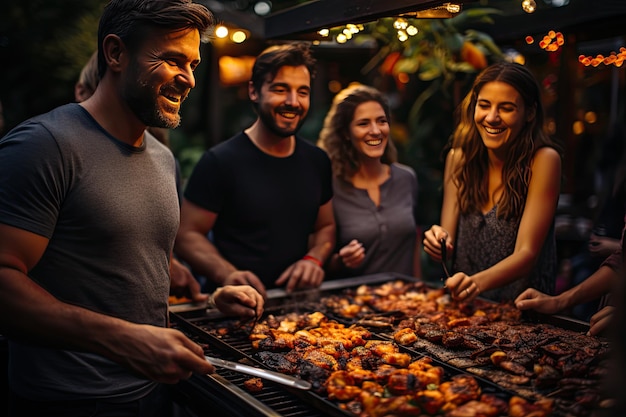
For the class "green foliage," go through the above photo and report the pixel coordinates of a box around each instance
[0,0,104,132]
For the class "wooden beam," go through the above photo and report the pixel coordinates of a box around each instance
[263,0,452,39]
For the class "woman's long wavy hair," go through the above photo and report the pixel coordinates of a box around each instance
[451,62,562,220]
[318,83,397,180]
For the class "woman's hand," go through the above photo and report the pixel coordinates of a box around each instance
[338,239,365,269]
[423,225,453,262]
[444,272,480,302]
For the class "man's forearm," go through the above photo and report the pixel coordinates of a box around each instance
[559,265,617,309]
[175,233,236,285]
[307,224,335,265]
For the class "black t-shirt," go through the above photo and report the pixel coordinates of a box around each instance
[184,132,332,287]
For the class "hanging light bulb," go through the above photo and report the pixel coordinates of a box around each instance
[393,18,408,30]
[397,30,408,42]
[522,0,537,13]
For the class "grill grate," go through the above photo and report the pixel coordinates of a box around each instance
[170,312,345,417]
[171,273,607,417]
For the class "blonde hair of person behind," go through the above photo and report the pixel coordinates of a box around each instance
[451,62,562,220]
[318,83,397,181]
[74,51,99,102]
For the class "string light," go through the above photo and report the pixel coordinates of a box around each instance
[522,0,537,13]
[578,47,626,67]
[525,30,564,52]
[231,30,247,43]
[215,25,229,39]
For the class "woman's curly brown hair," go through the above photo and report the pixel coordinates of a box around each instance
[318,83,397,180]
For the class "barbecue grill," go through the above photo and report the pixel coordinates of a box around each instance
[169,273,610,417]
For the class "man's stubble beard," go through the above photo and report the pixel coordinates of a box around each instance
[257,105,307,138]
[124,70,183,130]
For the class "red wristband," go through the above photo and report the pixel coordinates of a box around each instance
[302,255,322,267]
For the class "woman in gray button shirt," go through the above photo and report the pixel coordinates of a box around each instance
[318,84,422,279]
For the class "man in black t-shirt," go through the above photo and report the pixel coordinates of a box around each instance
[176,43,336,296]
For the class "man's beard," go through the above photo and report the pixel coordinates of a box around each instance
[124,78,185,130]
[257,105,307,138]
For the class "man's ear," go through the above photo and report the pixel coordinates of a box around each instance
[248,80,258,102]
[102,34,126,73]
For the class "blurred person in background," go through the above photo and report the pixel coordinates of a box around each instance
[423,62,562,302]
[175,42,335,297]
[74,51,99,103]
[318,83,421,279]
[516,213,625,336]
[568,131,626,321]
[0,2,262,416]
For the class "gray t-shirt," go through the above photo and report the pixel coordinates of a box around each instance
[330,163,419,278]
[0,103,179,401]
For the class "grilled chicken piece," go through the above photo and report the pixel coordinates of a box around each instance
[381,352,412,367]
[479,393,509,415]
[325,370,361,401]
[243,377,263,392]
[499,361,533,377]
[373,364,398,383]
[415,389,446,415]
[360,392,421,417]
[302,311,327,327]
[361,380,385,394]
[394,328,418,345]
[259,329,295,350]
[345,367,377,385]
[408,366,444,388]
[508,396,553,417]
[439,375,482,405]
[444,400,499,417]
[364,340,399,356]
[447,315,488,328]
[303,348,338,370]
[385,369,418,395]
[294,330,317,346]
[255,351,298,374]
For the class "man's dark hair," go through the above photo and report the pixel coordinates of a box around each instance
[250,42,317,94]
[97,0,214,78]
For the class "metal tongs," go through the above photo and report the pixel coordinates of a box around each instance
[440,238,451,284]
[205,356,312,390]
